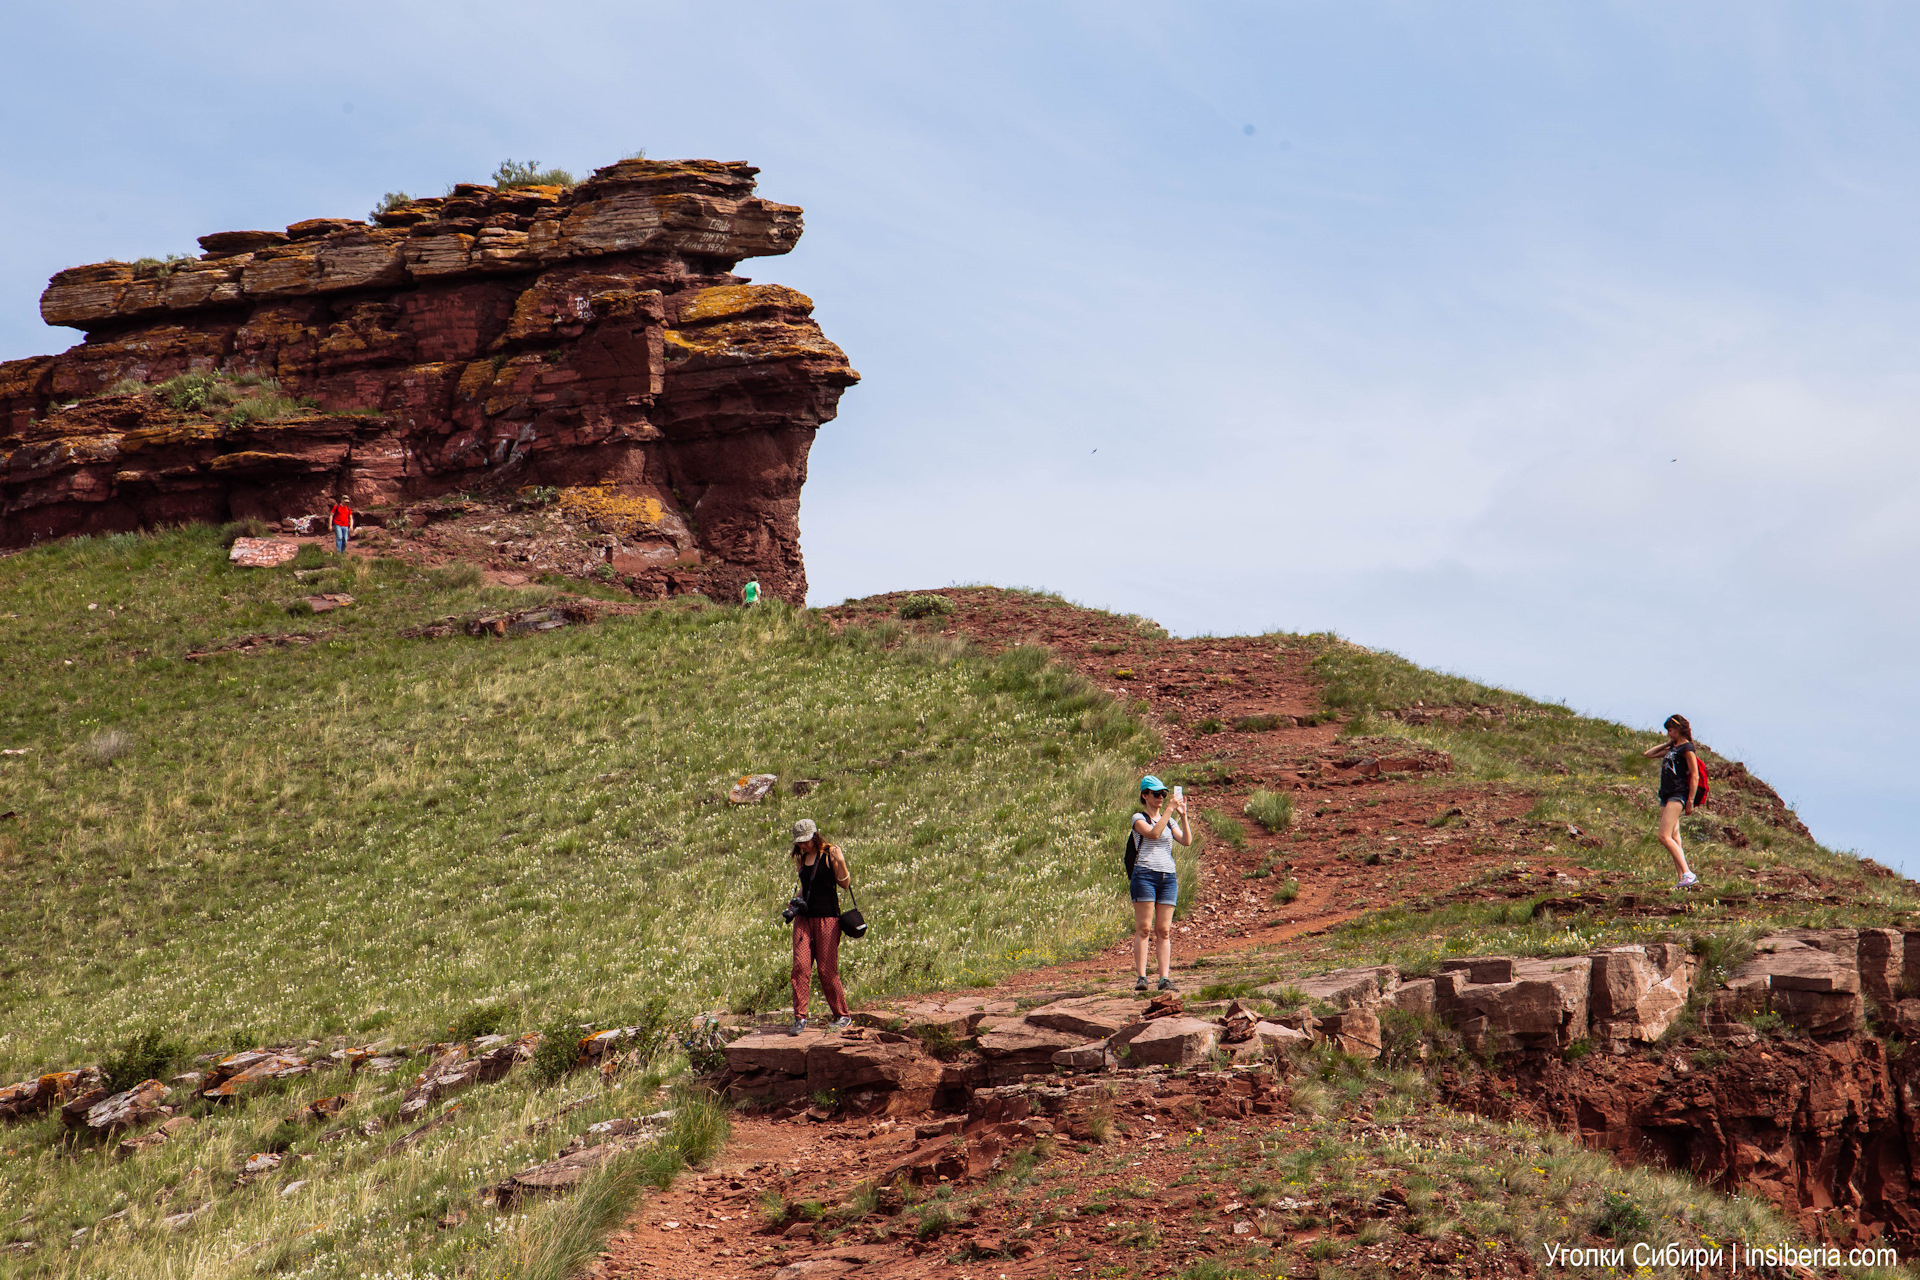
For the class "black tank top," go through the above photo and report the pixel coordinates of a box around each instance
[798,851,840,918]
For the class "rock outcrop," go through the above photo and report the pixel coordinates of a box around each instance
[1444,1029,1920,1251]
[0,158,858,601]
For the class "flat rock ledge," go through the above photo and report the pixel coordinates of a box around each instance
[717,927,1903,1119]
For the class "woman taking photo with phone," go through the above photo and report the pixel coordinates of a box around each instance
[788,819,854,1034]
[1130,776,1190,992]
[1641,714,1700,889]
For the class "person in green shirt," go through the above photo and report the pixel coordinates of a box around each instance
[743,579,760,606]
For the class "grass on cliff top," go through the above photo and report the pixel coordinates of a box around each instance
[1229,634,1920,982]
[85,369,318,427]
[0,527,1157,1278]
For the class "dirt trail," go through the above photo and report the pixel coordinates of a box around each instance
[594,589,1592,1280]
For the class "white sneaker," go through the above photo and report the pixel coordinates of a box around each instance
[1676,872,1698,889]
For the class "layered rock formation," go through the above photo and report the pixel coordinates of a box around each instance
[0,158,858,600]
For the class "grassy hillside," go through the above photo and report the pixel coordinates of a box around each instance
[1199,633,1919,990]
[0,530,1160,1277]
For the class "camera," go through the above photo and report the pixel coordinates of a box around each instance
[781,897,806,924]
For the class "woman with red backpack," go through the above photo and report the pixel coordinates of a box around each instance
[1641,714,1701,889]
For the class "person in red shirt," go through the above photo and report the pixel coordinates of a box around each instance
[329,496,353,554]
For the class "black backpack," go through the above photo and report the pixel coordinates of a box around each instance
[1123,813,1143,874]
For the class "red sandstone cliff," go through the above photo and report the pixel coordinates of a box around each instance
[0,158,858,601]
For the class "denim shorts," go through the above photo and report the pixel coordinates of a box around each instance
[1130,867,1178,904]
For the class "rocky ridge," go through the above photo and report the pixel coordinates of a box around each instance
[704,925,1920,1254]
[0,158,858,600]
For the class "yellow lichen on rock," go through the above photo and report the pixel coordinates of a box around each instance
[677,283,813,326]
[557,484,666,536]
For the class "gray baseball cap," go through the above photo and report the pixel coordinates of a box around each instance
[791,818,818,843]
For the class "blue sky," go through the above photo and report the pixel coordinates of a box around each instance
[4,3,1915,870]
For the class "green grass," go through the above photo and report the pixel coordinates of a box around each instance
[90,369,320,427]
[0,527,1157,1277]
[127,253,195,281]
[1243,789,1292,833]
[1201,808,1247,851]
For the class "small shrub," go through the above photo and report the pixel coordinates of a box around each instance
[450,1001,516,1040]
[916,1199,966,1239]
[493,158,577,189]
[912,1023,963,1061]
[370,191,412,220]
[129,253,194,281]
[1591,1189,1652,1239]
[1231,714,1288,732]
[158,370,223,412]
[530,1021,584,1085]
[219,518,270,546]
[290,543,331,570]
[1244,790,1293,833]
[104,377,149,397]
[100,1029,183,1089]
[896,593,953,620]
[615,996,676,1067]
[1195,716,1224,735]
[82,727,134,766]
[675,1015,730,1075]
[1273,878,1300,905]
[1688,932,1755,987]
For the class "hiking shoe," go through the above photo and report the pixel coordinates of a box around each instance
[1676,872,1699,890]
[1158,977,1176,992]
[789,1016,808,1036]
[831,1016,853,1031]
[1134,975,1149,992]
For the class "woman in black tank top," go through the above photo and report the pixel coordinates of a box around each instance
[788,818,854,1034]
[1639,714,1699,889]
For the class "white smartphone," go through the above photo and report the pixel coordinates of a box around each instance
[1174,785,1183,803]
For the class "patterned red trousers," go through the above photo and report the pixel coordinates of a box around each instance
[791,916,850,1018]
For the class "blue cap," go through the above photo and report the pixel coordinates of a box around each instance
[1139,775,1167,793]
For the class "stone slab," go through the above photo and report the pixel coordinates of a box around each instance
[1118,1017,1218,1068]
